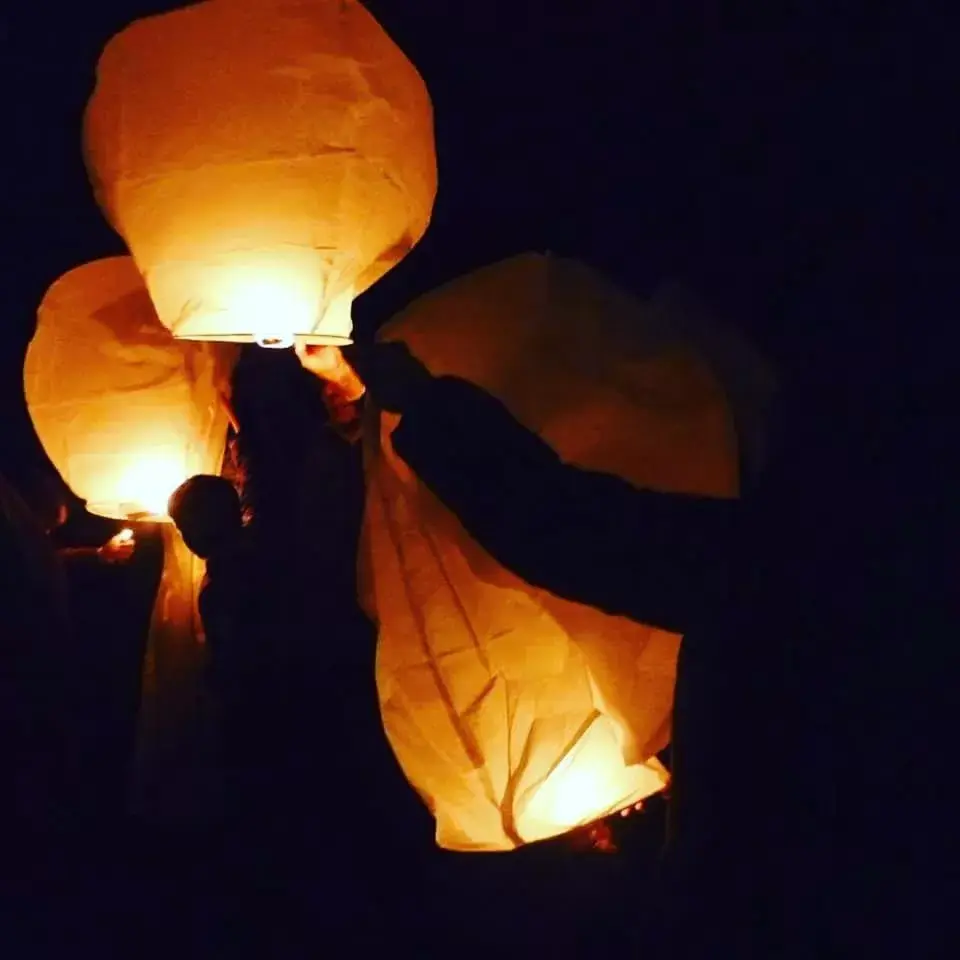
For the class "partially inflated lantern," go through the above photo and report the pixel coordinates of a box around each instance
[361,253,775,851]
[83,0,436,349]
[25,258,237,522]
[25,257,238,821]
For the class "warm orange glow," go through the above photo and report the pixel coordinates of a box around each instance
[518,717,667,841]
[363,254,774,850]
[182,259,335,349]
[111,452,191,520]
[115,528,135,544]
[24,258,238,523]
[367,443,676,849]
[83,0,437,348]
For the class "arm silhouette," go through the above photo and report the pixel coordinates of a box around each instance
[391,376,739,634]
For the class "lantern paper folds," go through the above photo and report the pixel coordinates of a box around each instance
[361,253,775,851]
[24,257,238,521]
[84,0,437,349]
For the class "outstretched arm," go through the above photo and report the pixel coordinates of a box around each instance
[295,344,367,444]
[390,375,738,634]
[56,530,135,565]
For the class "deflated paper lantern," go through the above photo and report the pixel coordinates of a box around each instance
[25,258,238,522]
[84,0,436,349]
[361,253,775,851]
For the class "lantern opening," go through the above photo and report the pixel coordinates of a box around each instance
[193,267,319,347]
[159,268,357,348]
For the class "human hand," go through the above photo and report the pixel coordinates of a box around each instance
[98,528,136,564]
[295,344,366,402]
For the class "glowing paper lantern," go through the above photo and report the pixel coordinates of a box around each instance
[84,0,437,349]
[25,256,239,823]
[361,253,775,851]
[25,258,237,522]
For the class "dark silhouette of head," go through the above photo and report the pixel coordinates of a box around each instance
[168,474,243,560]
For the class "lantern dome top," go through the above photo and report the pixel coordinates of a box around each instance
[84,0,437,347]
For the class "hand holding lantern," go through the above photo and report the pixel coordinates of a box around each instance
[298,340,432,413]
[296,344,366,402]
[98,527,136,564]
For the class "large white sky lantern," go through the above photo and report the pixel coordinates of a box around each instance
[361,253,776,851]
[84,0,437,349]
[25,257,237,522]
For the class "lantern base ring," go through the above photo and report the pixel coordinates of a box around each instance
[172,333,354,348]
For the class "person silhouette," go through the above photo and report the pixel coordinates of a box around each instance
[0,471,73,834]
[299,301,940,953]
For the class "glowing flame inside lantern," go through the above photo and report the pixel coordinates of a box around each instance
[221,272,316,350]
[517,714,668,842]
[85,450,188,521]
[26,259,239,528]
[151,253,357,349]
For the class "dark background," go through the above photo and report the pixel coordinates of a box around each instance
[0,2,953,955]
